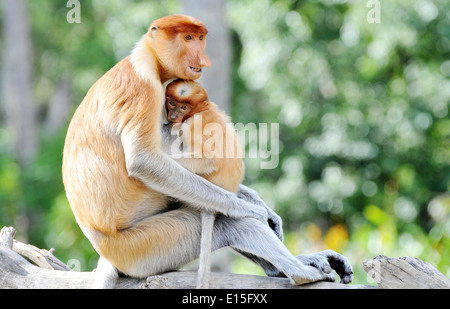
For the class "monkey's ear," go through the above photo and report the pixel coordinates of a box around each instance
[150,26,159,38]
[201,100,210,108]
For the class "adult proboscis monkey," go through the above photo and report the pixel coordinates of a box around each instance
[62,15,353,288]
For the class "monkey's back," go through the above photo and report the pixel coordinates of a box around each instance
[191,103,245,194]
[62,57,169,237]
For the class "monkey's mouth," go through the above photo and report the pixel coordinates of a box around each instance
[189,66,202,73]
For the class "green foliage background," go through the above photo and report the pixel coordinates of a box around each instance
[0,0,449,284]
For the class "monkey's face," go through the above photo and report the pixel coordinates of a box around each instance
[148,15,211,80]
[159,33,211,81]
[166,97,193,124]
[150,33,211,80]
[178,33,211,80]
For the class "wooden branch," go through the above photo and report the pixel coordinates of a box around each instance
[0,226,15,249]
[0,243,369,289]
[363,255,450,289]
[1,226,371,289]
[2,226,449,289]
[136,271,373,289]
[12,240,72,271]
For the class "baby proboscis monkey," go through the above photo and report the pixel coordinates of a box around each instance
[166,79,244,288]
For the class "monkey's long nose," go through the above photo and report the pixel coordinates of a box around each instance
[199,53,211,68]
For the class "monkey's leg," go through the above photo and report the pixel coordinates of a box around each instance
[235,250,353,283]
[236,185,353,283]
[99,208,335,285]
[215,217,353,284]
[212,216,336,285]
[101,208,203,278]
[196,212,215,289]
[233,250,284,277]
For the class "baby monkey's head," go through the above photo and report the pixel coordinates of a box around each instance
[166,79,209,124]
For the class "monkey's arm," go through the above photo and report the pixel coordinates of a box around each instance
[171,156,218,176]
[122,135,268,222]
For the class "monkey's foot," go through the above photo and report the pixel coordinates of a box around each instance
[288,264,336,285]
[296,250,353,284]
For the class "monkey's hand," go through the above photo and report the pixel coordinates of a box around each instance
[237,184,283,241]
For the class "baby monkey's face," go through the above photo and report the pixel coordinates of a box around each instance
[166,97,193,123]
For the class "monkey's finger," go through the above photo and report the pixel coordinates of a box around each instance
[322,250,354,284]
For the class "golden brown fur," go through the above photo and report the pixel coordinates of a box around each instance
[165,80,244,288]
[62,14,354,288]
[166,79,244,193]
[63,15,211,275]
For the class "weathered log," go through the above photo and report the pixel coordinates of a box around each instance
[0,246,370,289]
[0,226,372,289]
[363,255,450,289]
[2,226,449,289]
[12,240,72,271]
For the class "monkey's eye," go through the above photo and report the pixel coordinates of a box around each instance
[181,105,188,111]
[184,35,193,41]
[199,35,204,40]
[169,101,175,107]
